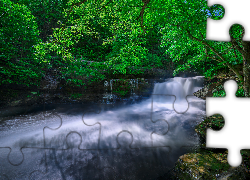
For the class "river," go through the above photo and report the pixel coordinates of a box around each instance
[0,76,205,180]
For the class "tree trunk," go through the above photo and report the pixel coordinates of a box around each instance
[242,42,250,97]
[243,60,250,97]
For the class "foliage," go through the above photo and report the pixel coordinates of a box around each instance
[213,85,245,97]
[111,79,135,97]
[158,2,243,79]
[1,0,249,95]
[31,0,170,86]
[11,0,69,42]
[113,90,129,97]
[70,92,83,99]
[0,0,42,86]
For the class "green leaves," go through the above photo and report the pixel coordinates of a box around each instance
[1,0,246,91]
[0,0,42,86]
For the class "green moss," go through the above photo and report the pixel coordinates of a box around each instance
[195,114,225,147]
[174,151,230,179]
[213,85,245,97]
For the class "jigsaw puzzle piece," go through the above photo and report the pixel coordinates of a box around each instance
[207,0,250,41]
[138,105,170,147]
[184,95,206,113]
[206,80,250,167]
[44,132,101,179]
[97,131,172,180]
[152,94,205,115]
[44,111,100,150]
[155,146,204,179]
[0,112,62,165]
[152,76,204,114]
[151,94,205,149]
[0,147,47,180]
[173,76,204,113]
[82,102,170,149]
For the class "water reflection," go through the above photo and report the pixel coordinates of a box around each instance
[0,77,205,179]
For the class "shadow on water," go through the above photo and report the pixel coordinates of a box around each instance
[0,76,205,179]
[40,132,174,180]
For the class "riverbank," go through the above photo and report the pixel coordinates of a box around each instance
[2,75,244,179]
[0,70,202,110]
[0,78,157,109]
[168,75,250,179]
[0,76,206,179]
[169,116,250,179]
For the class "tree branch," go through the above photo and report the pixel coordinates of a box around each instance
[230,41,240,63]
[171,23,244,82]
[136,0,151,34]
[230,37,245,55]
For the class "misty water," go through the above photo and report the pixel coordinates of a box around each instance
[0,76,205,180]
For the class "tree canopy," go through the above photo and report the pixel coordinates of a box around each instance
[1,0,249,96]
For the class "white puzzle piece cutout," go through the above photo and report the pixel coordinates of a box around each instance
[207,0,250,41]
[206,80,250,167]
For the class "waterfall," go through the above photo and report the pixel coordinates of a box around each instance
[152,76,204,103]
[102,79,139,104]
[102,77,204,105]
[0,77,206,180]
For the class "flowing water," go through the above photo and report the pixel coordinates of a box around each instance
[0,76,205,180]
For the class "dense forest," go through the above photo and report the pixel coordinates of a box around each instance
[2,1,250,179]
[0,0,249,97]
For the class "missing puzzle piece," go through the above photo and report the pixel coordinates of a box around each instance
[206,0,250,41]
[206,80,250,167]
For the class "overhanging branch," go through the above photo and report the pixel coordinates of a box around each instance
[171,23,244,82]
[136,0,151,34]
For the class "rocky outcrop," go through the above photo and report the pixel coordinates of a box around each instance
[173,74,250,179]
[0,78,159,109]
[193,74,241,99]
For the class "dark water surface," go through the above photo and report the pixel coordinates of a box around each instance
[0,77,205,180]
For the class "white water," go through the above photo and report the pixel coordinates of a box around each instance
[152,76,204,112]
[0,76,206,179]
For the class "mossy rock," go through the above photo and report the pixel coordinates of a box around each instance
[174,150,231,179]
[195,114,225,146]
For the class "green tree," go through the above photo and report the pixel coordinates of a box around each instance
[33,0,170,85]
[0,0,42,86]
[30,0,250,96]
[150,1,248,96]
[12,0,69,42]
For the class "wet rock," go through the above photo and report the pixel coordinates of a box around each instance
[172,113,250,180]
[173,151,231,179]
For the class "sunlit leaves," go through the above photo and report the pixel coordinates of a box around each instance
[2,0,245,89]
[0,0,42,86]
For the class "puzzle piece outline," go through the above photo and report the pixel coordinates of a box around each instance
[206,79,250,167]
[206,0,250,41]
[0,77,206,179]
[81,96,172,149]
[44,130,174,179]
